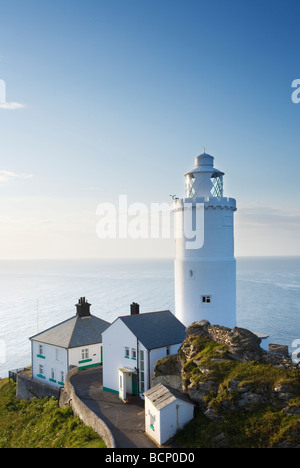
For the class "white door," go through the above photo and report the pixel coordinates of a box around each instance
[119,370,126,400]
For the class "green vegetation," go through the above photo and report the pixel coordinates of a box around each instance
[0,378,106,448]
[175,406,300,448]
[181,337,300,395]
[174,337,300,448]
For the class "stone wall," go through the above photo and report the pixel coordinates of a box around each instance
[16,370,60,400]
[59,366,116,448]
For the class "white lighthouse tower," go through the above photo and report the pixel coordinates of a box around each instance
[174,151,237,329]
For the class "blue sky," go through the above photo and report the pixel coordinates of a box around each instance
[0,0,299,258]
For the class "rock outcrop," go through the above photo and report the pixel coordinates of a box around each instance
[152,320,300,444]
[185,320,264,363]
[153,321,300,448]
[151,354,182,391]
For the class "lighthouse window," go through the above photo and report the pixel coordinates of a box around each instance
[188,269,194,278]
[186,174,195,197]
[211,174,223,198]
[202,295,211,303]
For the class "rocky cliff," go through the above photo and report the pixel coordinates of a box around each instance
[152,321,300,447]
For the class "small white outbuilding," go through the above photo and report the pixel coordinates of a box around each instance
[144,383,194,446]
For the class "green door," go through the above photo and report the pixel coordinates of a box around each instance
[132,373,138,396]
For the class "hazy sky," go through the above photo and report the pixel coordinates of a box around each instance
[0,0,299,259]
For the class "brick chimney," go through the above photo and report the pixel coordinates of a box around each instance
[76,297,91,317]
[130,302,140,315]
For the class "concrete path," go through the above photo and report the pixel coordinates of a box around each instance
[71,367,157,448]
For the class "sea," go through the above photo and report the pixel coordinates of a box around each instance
[0,257,299,378]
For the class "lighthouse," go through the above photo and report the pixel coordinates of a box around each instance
[174,151,237,329]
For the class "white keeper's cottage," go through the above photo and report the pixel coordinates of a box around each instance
[30,297,110,388]
[102,303,186,401]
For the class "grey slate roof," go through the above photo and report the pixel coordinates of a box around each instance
[30,315,111,349]
[119,310,186,350]
[144,383,193,410]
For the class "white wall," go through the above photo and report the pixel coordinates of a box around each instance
[102,319,138,394]
[69,343,102,369]
[32,340,68,388]
[145,396,194,445]
[32,340,103,388]
[145,398,161,445]
[160,400,194,445]
[149,344,182,371]
[174,198,237,329]
[175,257,236,328]
[103,319,184,398]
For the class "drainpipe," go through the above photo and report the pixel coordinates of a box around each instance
[31,341,33,376]
[136,338,140,396]
[147,350,151,390]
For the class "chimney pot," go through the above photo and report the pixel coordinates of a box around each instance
[76,297,91,317]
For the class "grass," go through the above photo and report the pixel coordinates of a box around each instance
[0,378,106,448]
[175,405,300,448]
[181,337,300,393]
[173,337,300,448]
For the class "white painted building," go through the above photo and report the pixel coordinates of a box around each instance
[30,297,110,388]
[102,305,186,400]
[174,151,237,329]
[144,383,194,446]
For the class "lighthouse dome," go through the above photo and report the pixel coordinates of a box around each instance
[185,152,224,177]
[195,152,214,168]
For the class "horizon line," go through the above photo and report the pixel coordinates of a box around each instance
[0,255,299,261]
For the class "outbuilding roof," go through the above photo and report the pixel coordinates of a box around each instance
[118,310,186,350]
[30,314,111,349]
[144,383,193,410]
